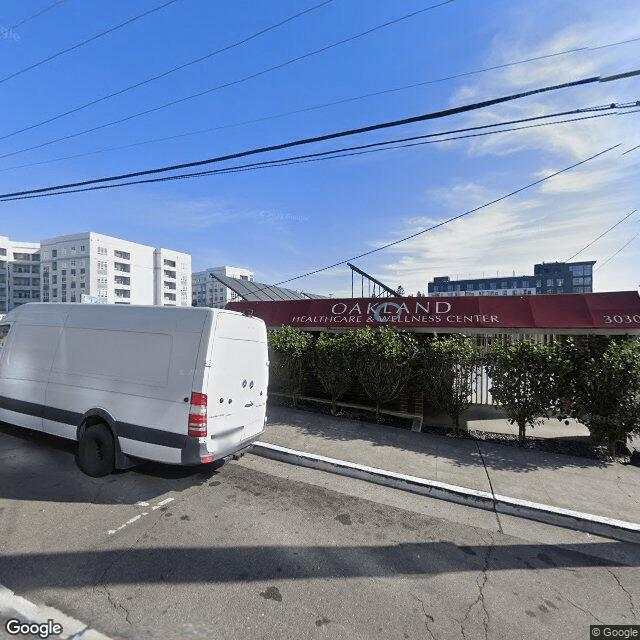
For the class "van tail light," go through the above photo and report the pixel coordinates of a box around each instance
[188,392,208,437]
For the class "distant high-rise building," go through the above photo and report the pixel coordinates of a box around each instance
[0,236,41,314]
[39,232,191,306]
[192,266,254,308]
[427,260,596,297]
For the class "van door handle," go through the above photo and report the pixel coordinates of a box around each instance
[245,402,254,407]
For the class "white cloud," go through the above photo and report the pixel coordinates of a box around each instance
[374,1,640,296]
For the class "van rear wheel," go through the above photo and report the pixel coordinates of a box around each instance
[77,423,115,477]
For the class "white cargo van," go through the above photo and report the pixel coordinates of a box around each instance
[0,303,268,476]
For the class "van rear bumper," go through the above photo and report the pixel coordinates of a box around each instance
[180,432,262,466]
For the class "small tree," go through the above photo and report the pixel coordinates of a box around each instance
[485,337,561,445]
[419,335,480,435]
[349,326,417,421]
[268,326,313,406]
[556,336,640,456]
[314,332,354,414]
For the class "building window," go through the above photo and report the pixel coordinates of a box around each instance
[114,289,131,298]
[114,275,130,285]
[114,250,130,260]
[163,259,176,268]
[52,250,57,258]
[466,283,474,290]
[547,279,554,287]
[114,262,130,273]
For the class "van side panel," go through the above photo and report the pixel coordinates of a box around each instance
[42,306,210,460]
[0,322,63,431]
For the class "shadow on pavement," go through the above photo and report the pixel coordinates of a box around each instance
[265,406,611,473]
[0,422,220,504]
[0,540,635,593]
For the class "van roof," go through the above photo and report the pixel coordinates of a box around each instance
[3,303,228,332]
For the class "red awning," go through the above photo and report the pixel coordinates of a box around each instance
[228,291,640,333]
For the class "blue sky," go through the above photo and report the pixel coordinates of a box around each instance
[1,0,639,296]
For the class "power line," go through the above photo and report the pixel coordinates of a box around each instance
[0,0,335,142]
[564,209,638,262]
[3,33,640,174]
[2,105,634,202]
[269,145,620,289]
[0,0,454,157]
[622,142,640,155]
[1,101,625,174]
[595,233,640,271]
[0,0,65,39]
[0,72,621,198]
[3,34,639,170]
[0,0,182,86]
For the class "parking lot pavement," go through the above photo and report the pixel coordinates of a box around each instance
[257,405,640,542]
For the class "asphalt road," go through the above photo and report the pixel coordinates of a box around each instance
[0,423,638,640]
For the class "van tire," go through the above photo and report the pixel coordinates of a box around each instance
[77,423,115,477]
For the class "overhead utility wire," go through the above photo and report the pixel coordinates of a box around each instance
[270,145,620,289]
[1,101,624,174]
[1,70,636,199]
[564,209,638,262]
[2,106,634,202]
[0,0,181,86]
[0,0,453,157]
[0,0,335,141]
[4,32,640,174]
[0,0,65,39]
[5,145,620,297]
[595,234,640,271]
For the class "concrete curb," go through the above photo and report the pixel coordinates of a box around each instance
[0,585,114,640]
[252,442,640,544]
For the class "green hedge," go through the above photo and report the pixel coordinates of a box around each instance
[268,327,640,453]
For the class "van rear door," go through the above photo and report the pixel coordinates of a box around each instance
[204,311,268,458]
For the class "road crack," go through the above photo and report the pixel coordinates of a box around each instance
[606,568,638,619]
[412,593,437,640]
[461,532,494,640]
[553,588,603,624]
[475,442,503,534]
[103,583,133,626]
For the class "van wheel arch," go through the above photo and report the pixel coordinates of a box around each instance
[76,420,116,477]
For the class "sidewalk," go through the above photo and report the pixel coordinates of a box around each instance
[256,405,640,542]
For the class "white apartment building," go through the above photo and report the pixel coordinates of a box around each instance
[192,266,253,308]
[154,248,191,307]
[0,236,41,314]
[39,232,191,306]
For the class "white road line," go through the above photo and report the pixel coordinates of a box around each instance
[107,498,175,535]
[152,498,174,510]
